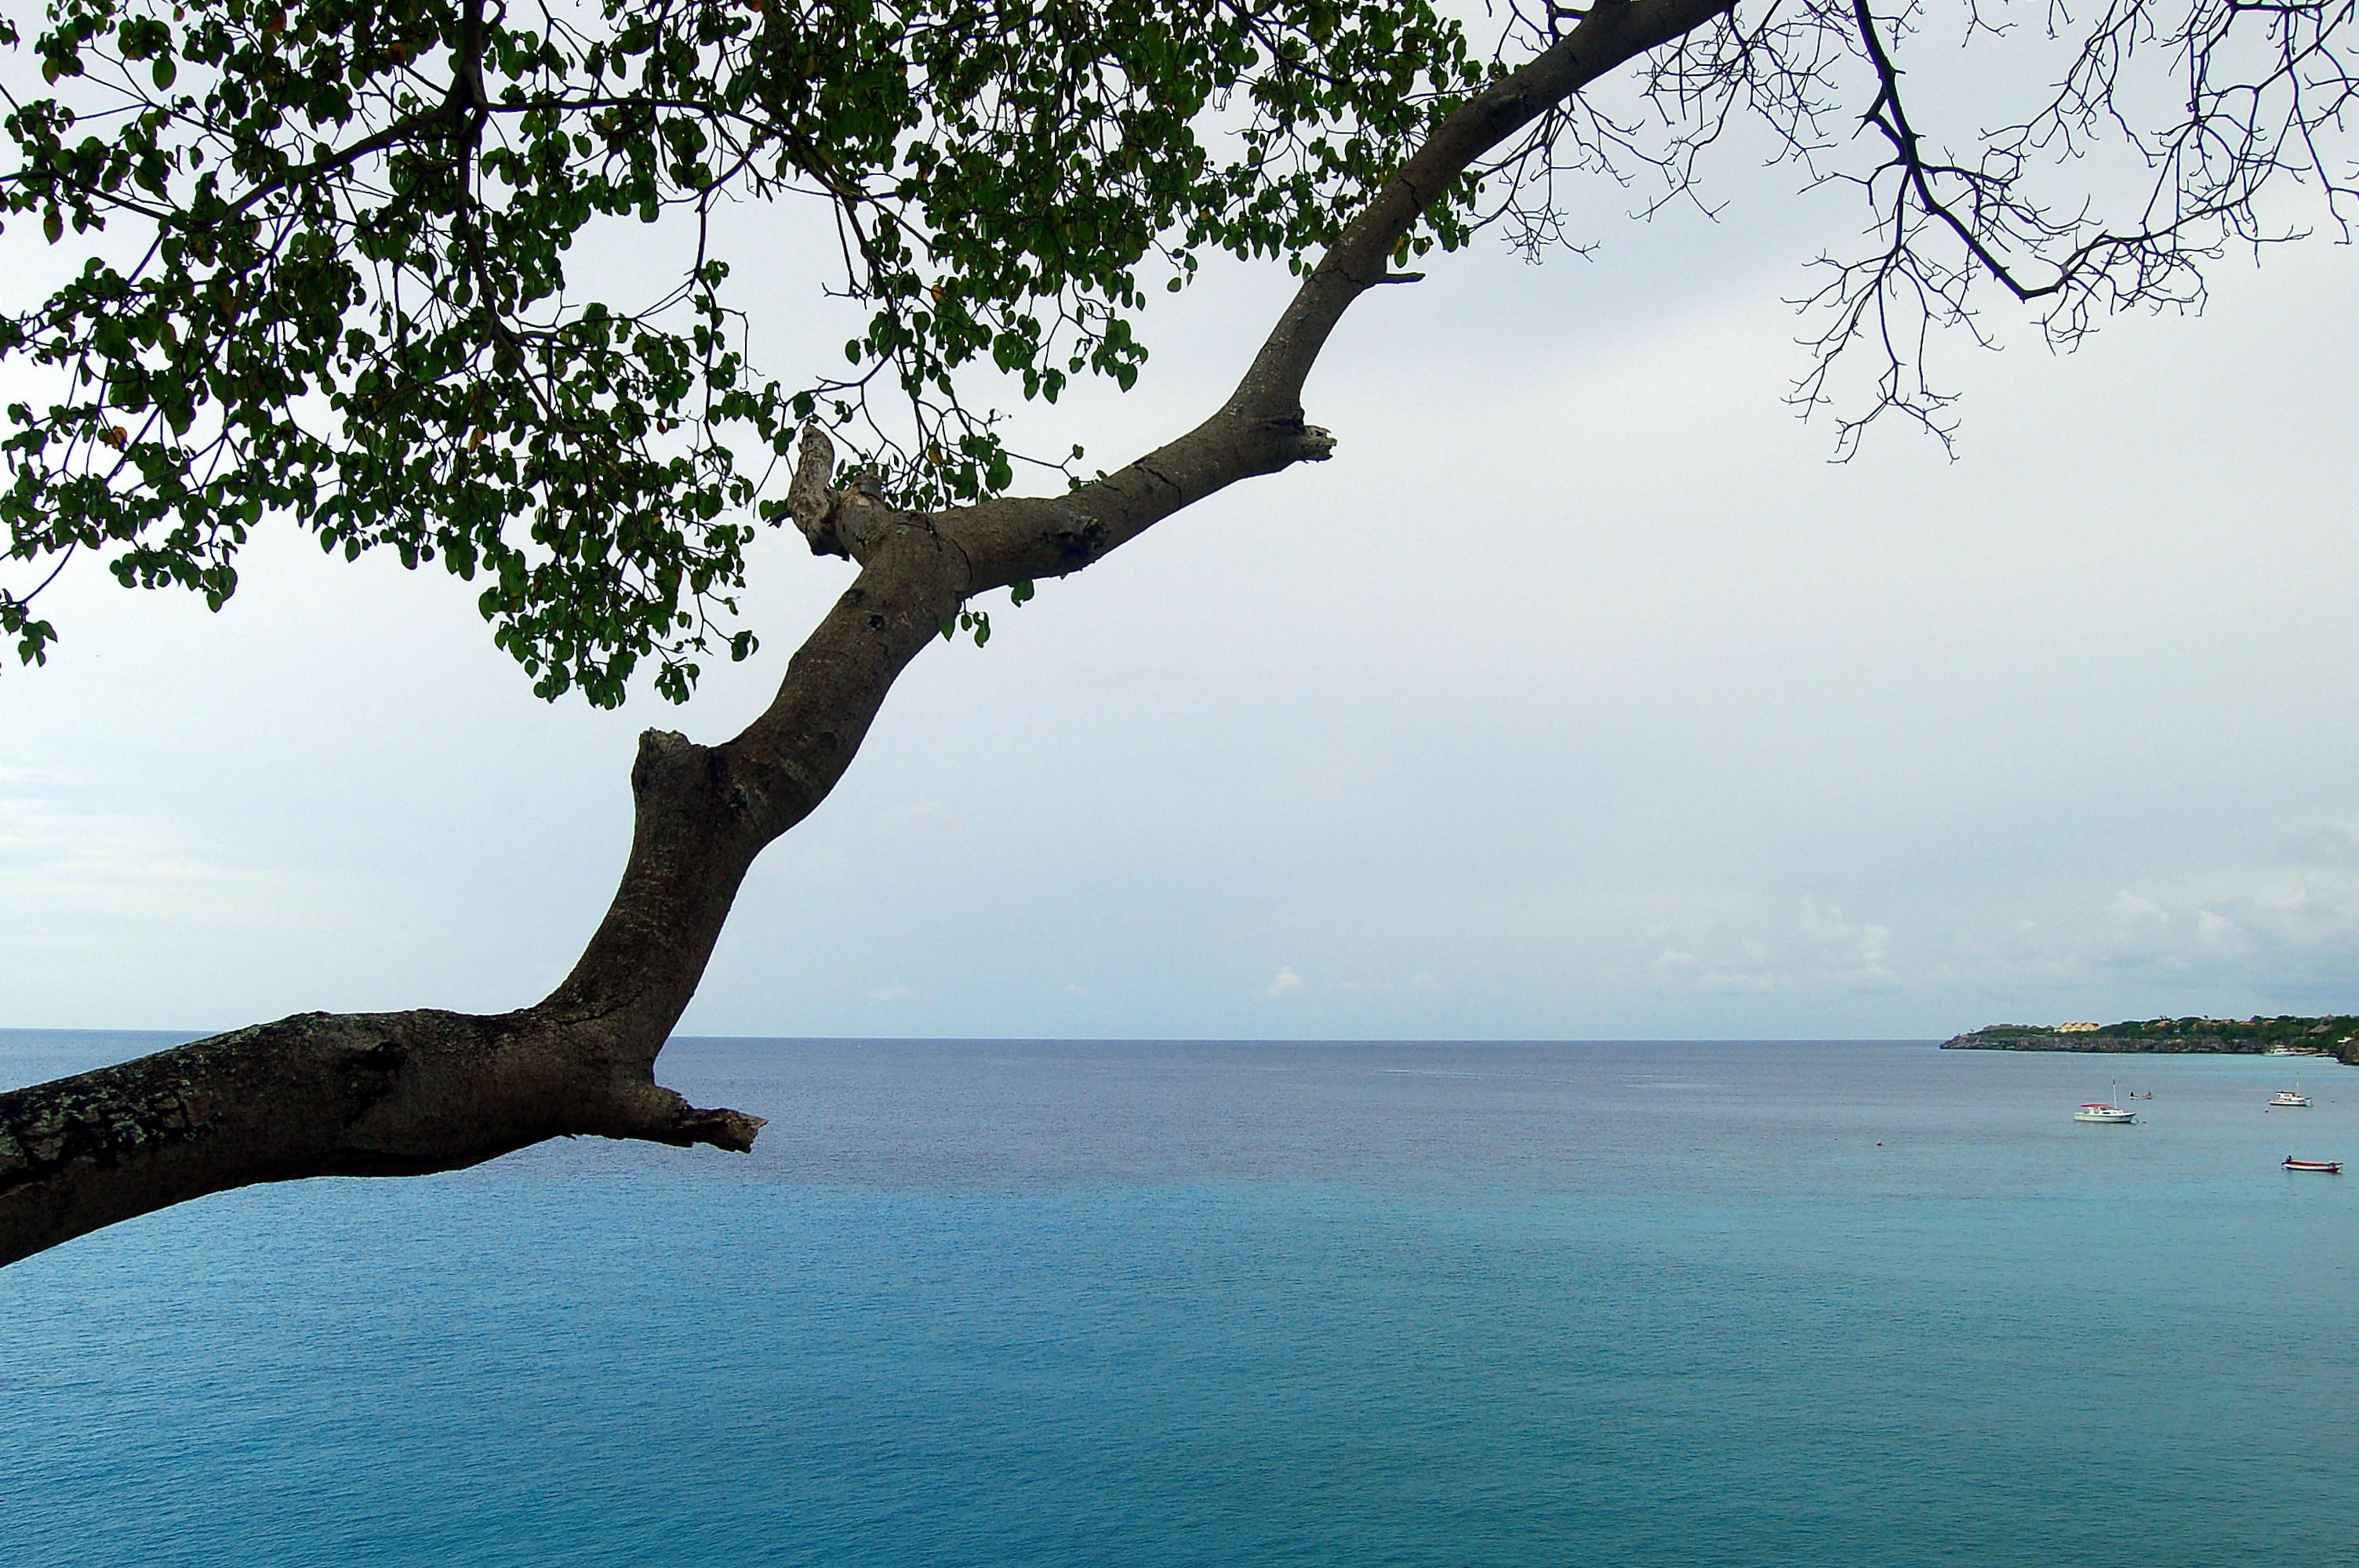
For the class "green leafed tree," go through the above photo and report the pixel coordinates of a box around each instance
[2,0,2352,1264]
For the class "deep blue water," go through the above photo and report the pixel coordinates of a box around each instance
[2,1034,2355,1566]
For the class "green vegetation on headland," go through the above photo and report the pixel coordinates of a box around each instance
[1943,1016,2359,1067]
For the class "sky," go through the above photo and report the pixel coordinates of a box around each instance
[7,31,2359,1040]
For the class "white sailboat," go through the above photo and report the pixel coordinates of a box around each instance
[2074,1080,2139,1124]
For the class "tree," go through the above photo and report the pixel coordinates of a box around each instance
[2,0,2352,1265]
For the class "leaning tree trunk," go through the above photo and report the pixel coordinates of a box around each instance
[0,0,1732,1267]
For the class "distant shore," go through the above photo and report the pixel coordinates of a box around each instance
[1943,1015,2359,1067]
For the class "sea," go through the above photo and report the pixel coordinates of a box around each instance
[2,1033,2354,1567]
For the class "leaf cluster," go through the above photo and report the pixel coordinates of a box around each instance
[2,0,1483,703]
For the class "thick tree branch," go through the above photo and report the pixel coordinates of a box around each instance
[0,0,1734,1269]
[0,1011,761,1261]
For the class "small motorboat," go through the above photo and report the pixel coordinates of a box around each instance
[2269,1080,2311,1109]
[2282,1157,2343,1174]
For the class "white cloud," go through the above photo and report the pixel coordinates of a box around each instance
[0,787,318,935]
[877,800,961,832]
[1648,948,1699,980]
[1649,944,1787,994]
[2279,823,2359,866]
[1796,896,1894,981]
[1695,964,1788,995]
[1263,967,1303,1000]
[867,983,914,1003]
[2252,883,2311,918]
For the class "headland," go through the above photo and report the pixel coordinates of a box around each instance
[1943,1015,2359,1066]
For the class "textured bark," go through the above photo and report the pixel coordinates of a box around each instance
[0,0,1735,1268]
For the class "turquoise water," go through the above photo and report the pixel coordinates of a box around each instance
[2,1034,2354,1566]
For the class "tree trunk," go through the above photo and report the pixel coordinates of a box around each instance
[0,0,1733,1268]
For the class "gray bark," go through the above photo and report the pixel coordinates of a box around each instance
[0,0,1733,1268]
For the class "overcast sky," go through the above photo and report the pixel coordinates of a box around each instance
[7,42,2359,1041]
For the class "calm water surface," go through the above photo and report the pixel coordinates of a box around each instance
[2,1034,2354,1566]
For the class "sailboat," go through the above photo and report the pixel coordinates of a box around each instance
[2269,1076,2312,1109]
[2074,1080,2139,1124]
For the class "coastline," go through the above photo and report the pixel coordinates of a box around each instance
[1942,1014,2359,1068]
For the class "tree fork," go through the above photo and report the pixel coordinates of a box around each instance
[0,0,1734,1267]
